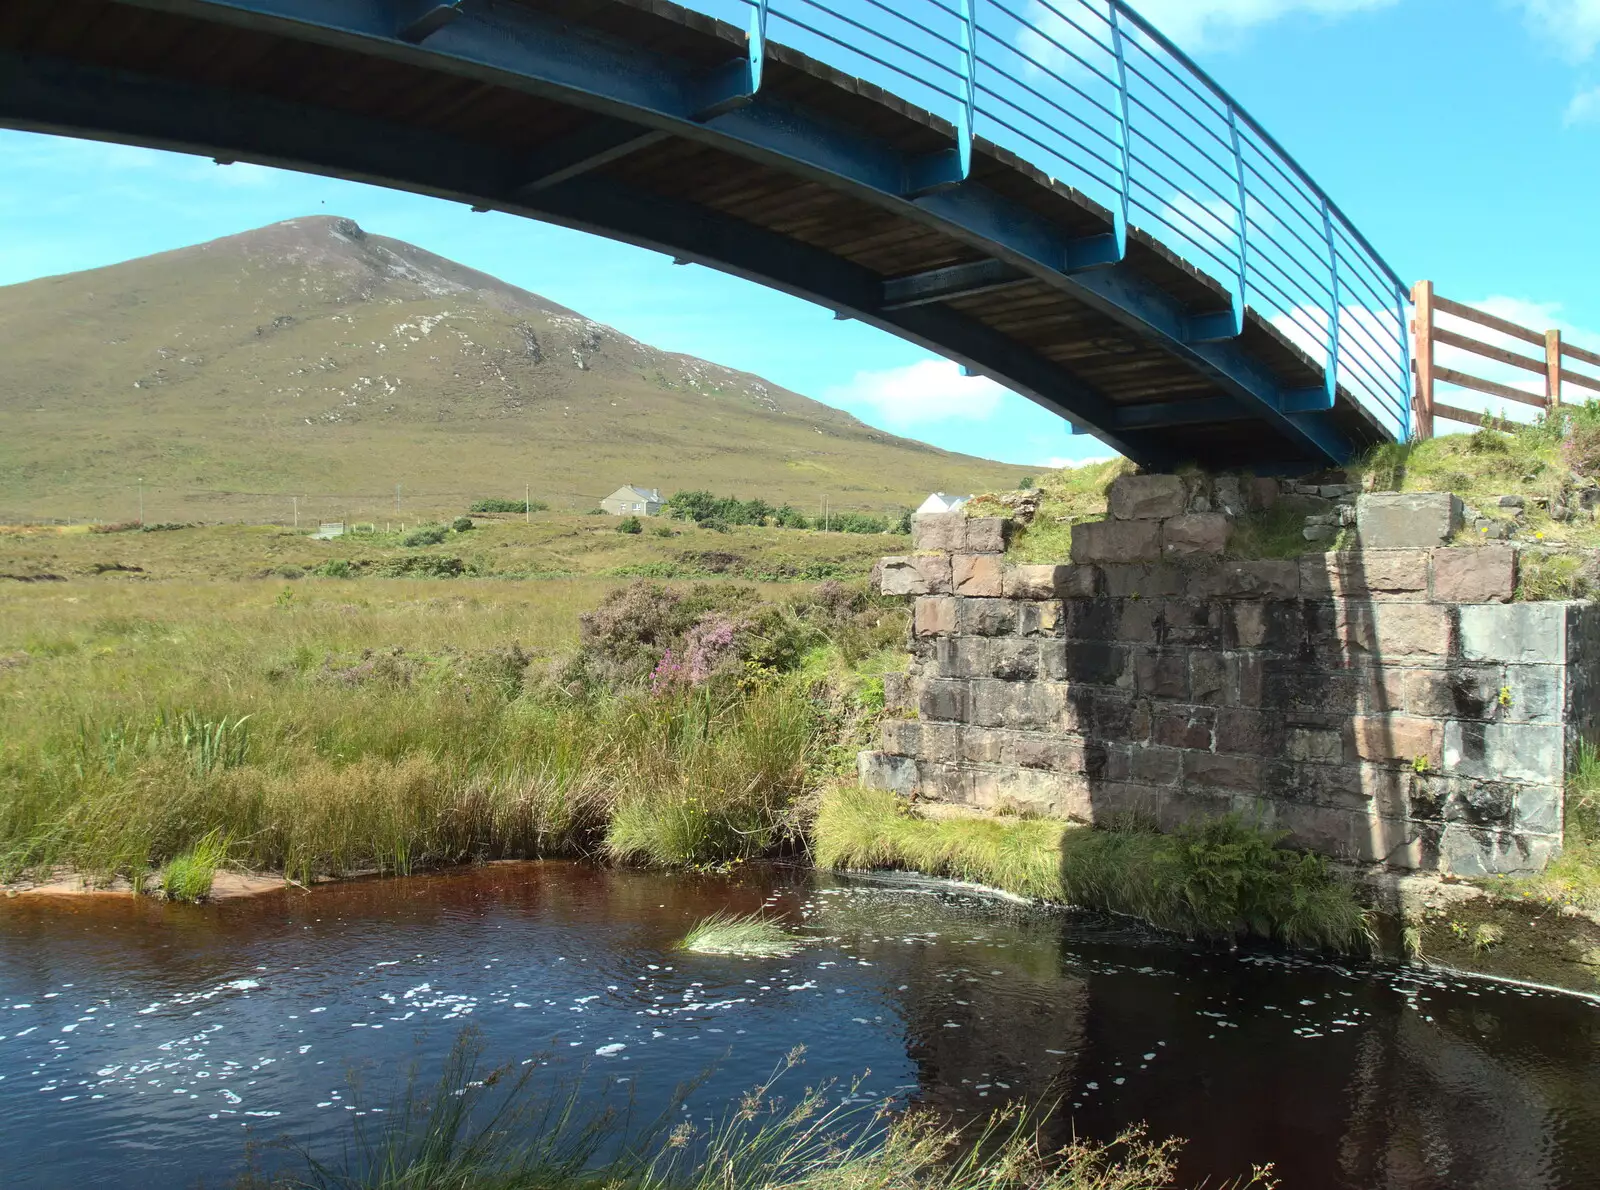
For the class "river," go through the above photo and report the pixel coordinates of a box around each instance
[1,862,1597,1188]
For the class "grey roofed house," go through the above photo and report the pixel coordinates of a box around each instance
[601,484,663,516]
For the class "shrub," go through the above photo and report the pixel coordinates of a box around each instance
[311,559,355,579]
[374,555,467,578]
[616,516,642,534]
[402,525,448,547]
[450,516,475,533]
[469,498,546,514]
[650,525,674,537]
[1017,475,1036,489]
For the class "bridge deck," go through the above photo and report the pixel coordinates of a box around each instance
[0,0,1405,470]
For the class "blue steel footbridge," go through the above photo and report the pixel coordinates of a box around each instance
[0,0,1414,470]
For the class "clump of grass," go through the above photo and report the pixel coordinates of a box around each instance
[249,1031,1276,1190]
[1517,551,1590,601]
[678,911,802,957]
[966,459,1131,564]
[814,788,1369,951]
[158,828,228,902]
[1495,740,1600,909]
[1471,923,1504,953]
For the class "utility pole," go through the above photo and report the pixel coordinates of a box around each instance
[292,495,299,529]
[525,482,531,524]
[395,482,402,514]
[138,477,144,526]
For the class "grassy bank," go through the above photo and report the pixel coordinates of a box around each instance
[814,788,1371,951]
[0,577,903,888]
[0,512,900,585]
[243,1035,1276,1190]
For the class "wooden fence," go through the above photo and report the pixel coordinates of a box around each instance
[1411,280,1600,439]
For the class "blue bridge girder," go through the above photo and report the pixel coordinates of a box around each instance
[0,0,1414,470]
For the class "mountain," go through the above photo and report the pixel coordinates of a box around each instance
[0,216,1026,524]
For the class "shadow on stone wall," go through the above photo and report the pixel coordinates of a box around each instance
[865,477,1577,875]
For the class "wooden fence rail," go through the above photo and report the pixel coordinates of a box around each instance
[1411,280,1600,439]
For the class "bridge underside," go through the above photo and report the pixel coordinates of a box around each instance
[0,0,1394,470]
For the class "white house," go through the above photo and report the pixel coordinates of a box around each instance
[601,484,663,516]
[916,492,971,515]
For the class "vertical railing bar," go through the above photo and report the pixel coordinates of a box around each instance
[750,0,768,91]
[1225,104,1248,326]
[1321,195,1340,403]
[958,0,977,180]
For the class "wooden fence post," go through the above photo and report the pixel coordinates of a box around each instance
[1412,280,1435,440]
[1547,328,1563,412]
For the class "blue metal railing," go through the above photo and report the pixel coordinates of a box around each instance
[686,0,1413,440]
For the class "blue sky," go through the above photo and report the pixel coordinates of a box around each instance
[2,0,1598,466]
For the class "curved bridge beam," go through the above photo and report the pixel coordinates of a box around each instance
[0,0,1410,469]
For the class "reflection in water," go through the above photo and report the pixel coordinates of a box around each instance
[0,862,1596,1189]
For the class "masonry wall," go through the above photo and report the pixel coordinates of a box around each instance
[861,490,1600,876]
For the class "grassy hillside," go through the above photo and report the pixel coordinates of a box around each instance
[0,216,1027,524]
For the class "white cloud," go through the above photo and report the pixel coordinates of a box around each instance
[1124,0,1398,48]
[821,359,1008,429]
[1515,0,1600,61]
[1566,84,1600,122]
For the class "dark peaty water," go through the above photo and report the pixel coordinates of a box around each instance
[1,862,1598,1189]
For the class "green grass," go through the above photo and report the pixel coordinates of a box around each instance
[813,788,1370,951]
[1493,741,1600,910]
[678,911,803,957]
[0,578,839,887]
[158,828,229,902]
[966,459,1130,564]
[244,1032,1276,1190]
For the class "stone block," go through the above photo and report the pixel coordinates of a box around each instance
[878,556,922,596]
[1161,600,1223,648]
[959,597,1019,637]
[918,679,970,723]
[1356,492,1463,549]
[1036,640,1069,680]
[1006,733,1081,771]
[1444,721,1564,785]
[1015,600,1064,638]
[918,722,964,764]
[1286,727,1345,765]
[911,512,965,553]
[1190,653,1228,704]
[1229,653,1267,708]
[1459,602,1565,664]
[970,679,1013,728]
[1336,603,1451,658]
[952,554,1004,597]
[879,554,954,596]
[858,751,919,795]
[918,762,972,805]
[881,672,914,715]
[1186,560,1299,599]
[1402,666,1500,720]
[965,517,1010,554]
[1515,785,1563,836]
[913,595,957,637]
[878,719,920,756]
[1134,650,1190,699]
[1162,513,1231,559]
[1101,563,1184,597]
[1248,477,1280,511]
[1437,823,1557,877]
[930,637,986,679]
[1064,641,1131,687]
[960,518,1011,556]
[1117,599,1162,644]
[1004,564,1070,600]
[1184,751,1264,791]
[962,727,1007,764]
[1131,746,1184,786]
[1109,473,1186,520]
[1214,708,1275,755]
[1432,545,1516,604]
[1060,565,1101,597]
[1502,664,1564,724]
[1153,707,1214,750]
[1225,600,1302,653]
[1350,715,1443,767]
[986,639,1039,681]
[1071,519,1163,565]
[1301,550,1430,598]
